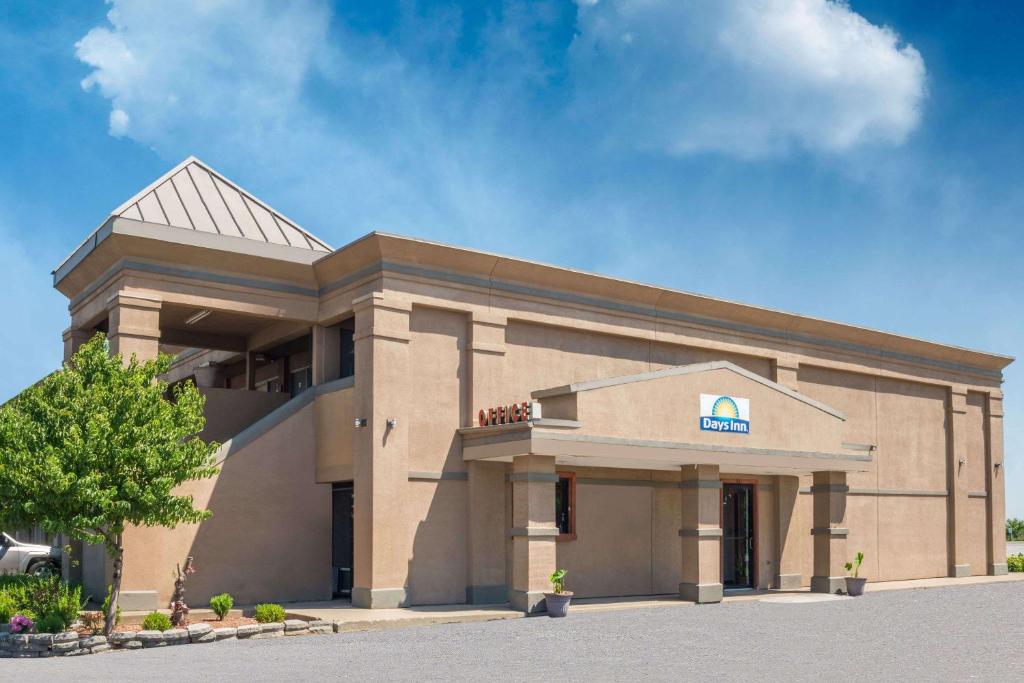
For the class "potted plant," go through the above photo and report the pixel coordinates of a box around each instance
[844,551,866,596]
[544,569,573,618]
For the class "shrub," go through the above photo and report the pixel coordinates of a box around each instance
[0,575,82,627]
[253,603,286,623]
[210,593,234,620]
[0,592,18,623]
[1008,554,1024,573]
[141,611,172,631]
[35,613,66,633]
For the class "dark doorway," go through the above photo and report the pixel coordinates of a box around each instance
[332,483,354,599]
[722,482,756,589]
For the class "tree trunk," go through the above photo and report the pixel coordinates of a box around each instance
[103,533,124,638]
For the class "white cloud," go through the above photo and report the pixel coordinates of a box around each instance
[109,108,129,136]
[71,0,565,248]
[75,0,332,153]
[570,0,927,157]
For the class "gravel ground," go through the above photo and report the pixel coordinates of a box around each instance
[7,582,1023,681]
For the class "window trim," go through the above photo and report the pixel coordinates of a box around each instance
[556,471,577,542]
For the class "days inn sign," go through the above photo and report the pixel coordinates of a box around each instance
[699,394,750,434]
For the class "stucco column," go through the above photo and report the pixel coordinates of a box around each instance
[986,393,1007,575]
[946,386,971,577]
[810,471,848,593]
[679,464,722,604]
[467,311,510,604]
[509,454,557,613]
[106,292,161,362]
[351,292,412,608]
[311,323,341,385]
[62,327,93,362]
[774,475,802,589]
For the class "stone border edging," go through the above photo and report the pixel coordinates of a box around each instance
[0,619,336,658]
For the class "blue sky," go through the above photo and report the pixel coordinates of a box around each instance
[0,1,1020,516]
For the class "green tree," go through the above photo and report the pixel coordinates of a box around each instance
[1008,518,1024,542]
[0,334,219,636]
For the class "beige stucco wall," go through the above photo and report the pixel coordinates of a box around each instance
[315,386,355,482]
[502,322,772,405]
[119,402,331,606]
[200,387,291,443]
[566,366,844,456]
[796,365,995,582]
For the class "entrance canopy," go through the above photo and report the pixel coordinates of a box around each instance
[461,361,872,475]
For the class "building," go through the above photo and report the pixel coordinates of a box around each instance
[53,157,1012,612]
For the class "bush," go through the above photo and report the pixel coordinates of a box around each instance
[1008,554,1024,573]
[0,575,81,627]
[0,592,18,623]
[210,593,234,620]
[253,603,286,623]
[141,611,172,631]
[35,613,66,633]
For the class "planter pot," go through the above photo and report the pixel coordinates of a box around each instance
[193,362,221,388]
[845,577,867,597]
[544,592,573,618]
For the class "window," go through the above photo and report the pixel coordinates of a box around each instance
[555,472,576,541]
[339,319,355,379]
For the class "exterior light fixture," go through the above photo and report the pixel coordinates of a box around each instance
[353,418,367,428]
[184,309,212,326]
[386,418,398,428]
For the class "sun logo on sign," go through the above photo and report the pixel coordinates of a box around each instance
[711,396,740,420]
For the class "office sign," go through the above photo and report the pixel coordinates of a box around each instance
[478,401,541,427]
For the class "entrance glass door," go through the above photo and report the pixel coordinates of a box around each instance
[722,483,755,589]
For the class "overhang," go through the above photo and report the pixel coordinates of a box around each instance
[461,360,872,474]
[460,421,872,475]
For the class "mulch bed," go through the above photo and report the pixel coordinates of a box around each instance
[75,614,259,636]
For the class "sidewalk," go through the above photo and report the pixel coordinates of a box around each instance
[284,601,523,632]
[281,572,1024,631]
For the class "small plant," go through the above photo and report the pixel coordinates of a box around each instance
[80,610,104,635]
[844,551,864,578]
[142,611,172,631]
[10,614,35,633]
[550,569,568,594]
[102,585,122,628]
[1008,554,1024,573]
[35,613,66,633]
[253,603,286,623]
[210,593,234,620]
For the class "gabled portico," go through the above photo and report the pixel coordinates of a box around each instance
[461,360,871,611]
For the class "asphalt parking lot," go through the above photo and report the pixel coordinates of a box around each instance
[7,581,1024,681]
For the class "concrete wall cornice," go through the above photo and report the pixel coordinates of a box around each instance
[311,233,1012,382]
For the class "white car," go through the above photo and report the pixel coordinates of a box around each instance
[0,532,61,577]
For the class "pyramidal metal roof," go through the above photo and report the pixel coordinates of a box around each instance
[108,156,331,252]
